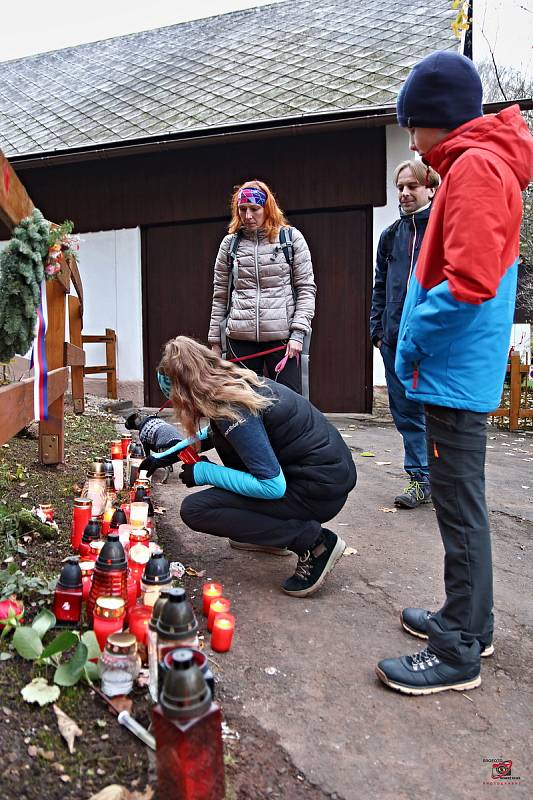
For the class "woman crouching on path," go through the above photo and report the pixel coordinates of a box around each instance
[143,336,356,598]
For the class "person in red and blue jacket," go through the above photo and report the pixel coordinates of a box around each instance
[375,50,533,697]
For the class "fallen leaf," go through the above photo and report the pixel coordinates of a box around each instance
[343,547,358,556]
[60,775,71,783]
[19,492,29,499]
[21,678,60,707]
[359,451,375,457]
[53,704,83,754]
[153,507,166,515]
[375,461,392,466]
[185,566,206,577]
[379,507,398,513]
[27,745,38,758]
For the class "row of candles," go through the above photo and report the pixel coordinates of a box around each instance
[45,432,235,710]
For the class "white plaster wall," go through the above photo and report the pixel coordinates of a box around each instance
[371,125,413,385]
[77,228,142,381]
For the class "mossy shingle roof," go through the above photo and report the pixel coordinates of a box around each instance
[0,0,457,157]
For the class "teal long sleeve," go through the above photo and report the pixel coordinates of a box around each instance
[153,426,209,460]
[194,460,286,500]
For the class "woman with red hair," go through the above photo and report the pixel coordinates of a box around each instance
[208,180,316,394]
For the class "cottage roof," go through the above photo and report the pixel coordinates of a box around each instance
[0,0,456,158]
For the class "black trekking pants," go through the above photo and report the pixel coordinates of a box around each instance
[425,405,494,666]
[227,338,302,394]
[180,485,348,555]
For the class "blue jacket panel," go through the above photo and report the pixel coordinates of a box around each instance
[370,206,431,348]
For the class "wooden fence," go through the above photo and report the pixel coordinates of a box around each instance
[0,150,85,462]
[491,352,533,431]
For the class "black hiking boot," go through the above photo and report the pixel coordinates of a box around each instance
[400,607,494,657]
[281,529,345,597]
[394,480,431,509]
[376,647,481,695]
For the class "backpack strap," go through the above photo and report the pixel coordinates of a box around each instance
[226,232,241,312]
[279,226,294,269]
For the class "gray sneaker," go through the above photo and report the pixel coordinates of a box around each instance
[394,480,431,509]
[229,540,291,556]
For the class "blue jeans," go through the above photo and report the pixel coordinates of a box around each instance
[380,341,429,481]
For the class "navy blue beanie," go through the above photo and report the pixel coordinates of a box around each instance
[397,51,483,130]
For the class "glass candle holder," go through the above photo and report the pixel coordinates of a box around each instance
[118,523,132,551]
[93,596,126,651]
[87,534,128,622]
[110,441,124,492]
[98,631,140,697]
[129,502,149,529]
[71,498,92,552]
[79,518,102,558]
[52,558,83,625]
[202,582,223,616]
[80,560,95,603]
[207,597,231,633]
[128,544,151,594]
[101,505,115,537]
[85,474,107,517]
[121,433,132,459]
[89,540,105,560]
[211,613,235,653]
[129,527,151,548]
[128,603,152,649]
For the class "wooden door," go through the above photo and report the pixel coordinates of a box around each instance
[142,208,372,411]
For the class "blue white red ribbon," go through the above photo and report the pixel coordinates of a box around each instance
[31,280,49,421]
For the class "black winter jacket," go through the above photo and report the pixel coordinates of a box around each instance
[370,205,431,349]
[209,379,357,501]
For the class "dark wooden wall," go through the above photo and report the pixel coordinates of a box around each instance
[7,125,386,411]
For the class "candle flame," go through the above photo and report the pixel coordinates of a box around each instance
[215,619,233,630]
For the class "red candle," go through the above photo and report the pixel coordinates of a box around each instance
[207,597,231,633]
[80,560,95,602]
[71,498,92,552]
[110,440,122,459]
[128,603,152,647]
[202,582,223,616]
[180,445,200,464]
[92,596,125,651]
[211,613,235,653]
[121,433,132,459]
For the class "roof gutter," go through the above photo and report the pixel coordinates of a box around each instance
[9,98,532,170]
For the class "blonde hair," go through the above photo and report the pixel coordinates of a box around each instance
[158,336,272,439]
[228,179,288,242]
[393,160,440,189]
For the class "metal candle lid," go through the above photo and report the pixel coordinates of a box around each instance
[57,558,82,589]
[96,533,127,572]
[94,596,125,619]
[160,649,211,720]
[87,460,106,478]
[156,588,198,641]
[105,631,137,655]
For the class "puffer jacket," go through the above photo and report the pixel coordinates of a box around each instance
[208,226,316,344]
[396,105,533,412]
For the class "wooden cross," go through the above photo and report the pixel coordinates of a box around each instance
[0,150,85,463]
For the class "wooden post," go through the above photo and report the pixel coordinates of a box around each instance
[509,352,521,431]
[39,265,68,464]
[68,295,85,414]
[105,328,117,399]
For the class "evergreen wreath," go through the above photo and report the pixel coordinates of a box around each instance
[0,209,50,362]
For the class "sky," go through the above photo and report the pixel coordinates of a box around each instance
[0,0,531,80]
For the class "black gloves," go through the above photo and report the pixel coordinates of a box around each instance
[179,463,196,488]
[139,451,180,478]
[179,457,209,488]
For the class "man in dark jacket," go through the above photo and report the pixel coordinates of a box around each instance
[370,160,439,508]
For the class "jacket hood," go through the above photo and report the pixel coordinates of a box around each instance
[425,105,533,190]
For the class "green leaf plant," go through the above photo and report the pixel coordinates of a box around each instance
[10,609,102,706]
